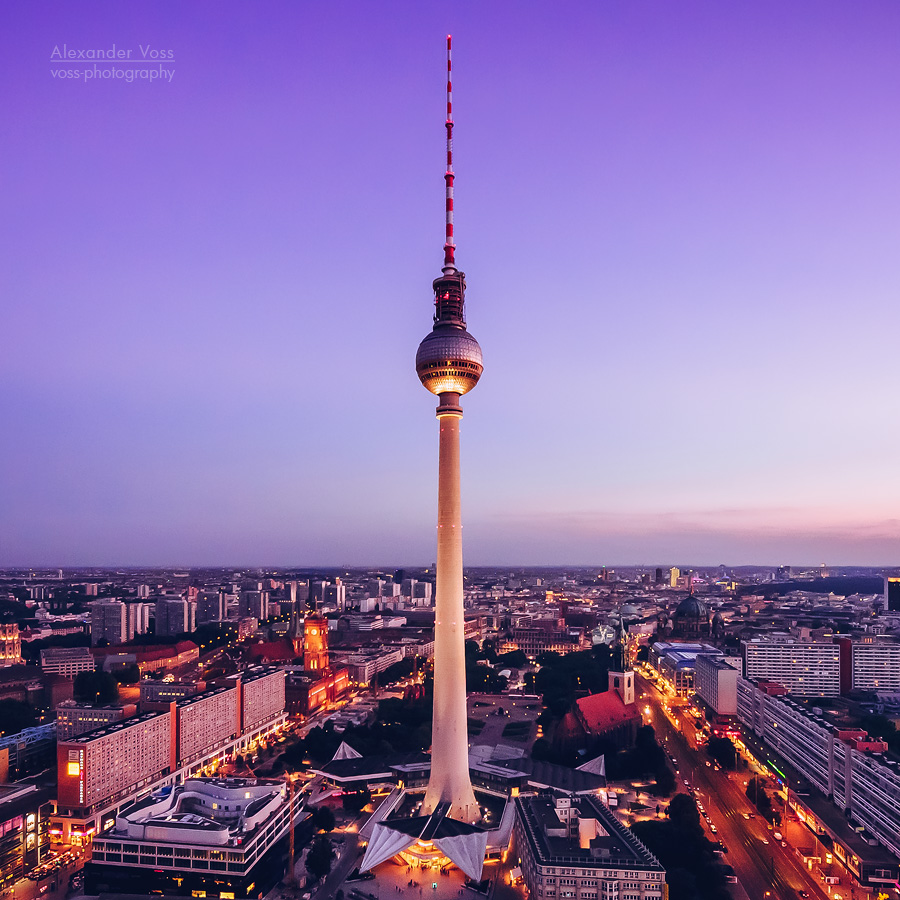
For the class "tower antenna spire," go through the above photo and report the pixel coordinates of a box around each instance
[443,34,455,272]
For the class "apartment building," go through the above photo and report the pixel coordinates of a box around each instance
[232,667,286,734]
[196,590,225,625]
[154,598,196,638]
[742,639,841,697]
[55,703,137,740]
[176,687,239,766]
[90,601,127,646]
[850,640,900,691]
[54,671,288,845]
[737,677,900,872]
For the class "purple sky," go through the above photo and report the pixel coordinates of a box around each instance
[3,1,900,567]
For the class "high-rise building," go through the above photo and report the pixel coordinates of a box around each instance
[154,598,196,637]
[668,566,680,588]
[884,576,900,612]
[126,602,151,640]
[693,654,738,715]
[239,590,269,621]
[414,37,483,824]
[324,580,346,610]
[413,581,433,606]
[196,590,225,625]
[90,601,127,646]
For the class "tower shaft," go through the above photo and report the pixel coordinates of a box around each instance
[423,398,478,821]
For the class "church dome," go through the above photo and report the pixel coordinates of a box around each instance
[674,594,707,620]
[620,603,640,618]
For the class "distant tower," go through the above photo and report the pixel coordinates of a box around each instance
[303,614,329,670]
[416,36,483,823]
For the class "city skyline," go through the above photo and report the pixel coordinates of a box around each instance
[5,1,900,567]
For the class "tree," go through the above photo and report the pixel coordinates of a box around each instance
[707,737,737,770]
[652,765,676,796]
[0,699,37,736]
[667,794,702,833]
[311,806,335,832]
[342,788,371,813]
[73,670,119,704]
[113,664,140,685]
[746,777,775,821]
[305,836,335,881]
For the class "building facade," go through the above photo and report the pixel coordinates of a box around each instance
[693,655,738,715]
[737,676,900,870]
[514,794,666,900]
[56,702,137,740]
[742,639,841,697]
[40,647,95,678]
[87,777,304,899]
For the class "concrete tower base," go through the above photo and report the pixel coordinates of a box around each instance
[422,401,479,823]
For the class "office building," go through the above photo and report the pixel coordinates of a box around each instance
[41,647,95,678]
[884,576,900,613]
[87,777,303,899]
[514,794,666,900]
[694,655,738,715]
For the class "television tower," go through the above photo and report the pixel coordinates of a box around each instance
[416,35,483,823]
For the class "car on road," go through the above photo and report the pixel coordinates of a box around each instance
[760,837,769,844]
[742,812,750,819]
[797,891,809,898]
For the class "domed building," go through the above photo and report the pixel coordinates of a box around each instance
[671,591,709,638]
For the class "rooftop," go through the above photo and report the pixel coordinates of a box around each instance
[516,794,664,871]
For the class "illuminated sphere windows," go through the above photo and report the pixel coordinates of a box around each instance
[415,326,483,396]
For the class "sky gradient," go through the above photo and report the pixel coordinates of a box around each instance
[3,1,900,567]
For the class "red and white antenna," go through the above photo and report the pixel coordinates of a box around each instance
[443,35,456,272]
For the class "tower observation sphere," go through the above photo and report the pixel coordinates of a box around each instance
[415,286,483,397]
[417,35,481,826]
